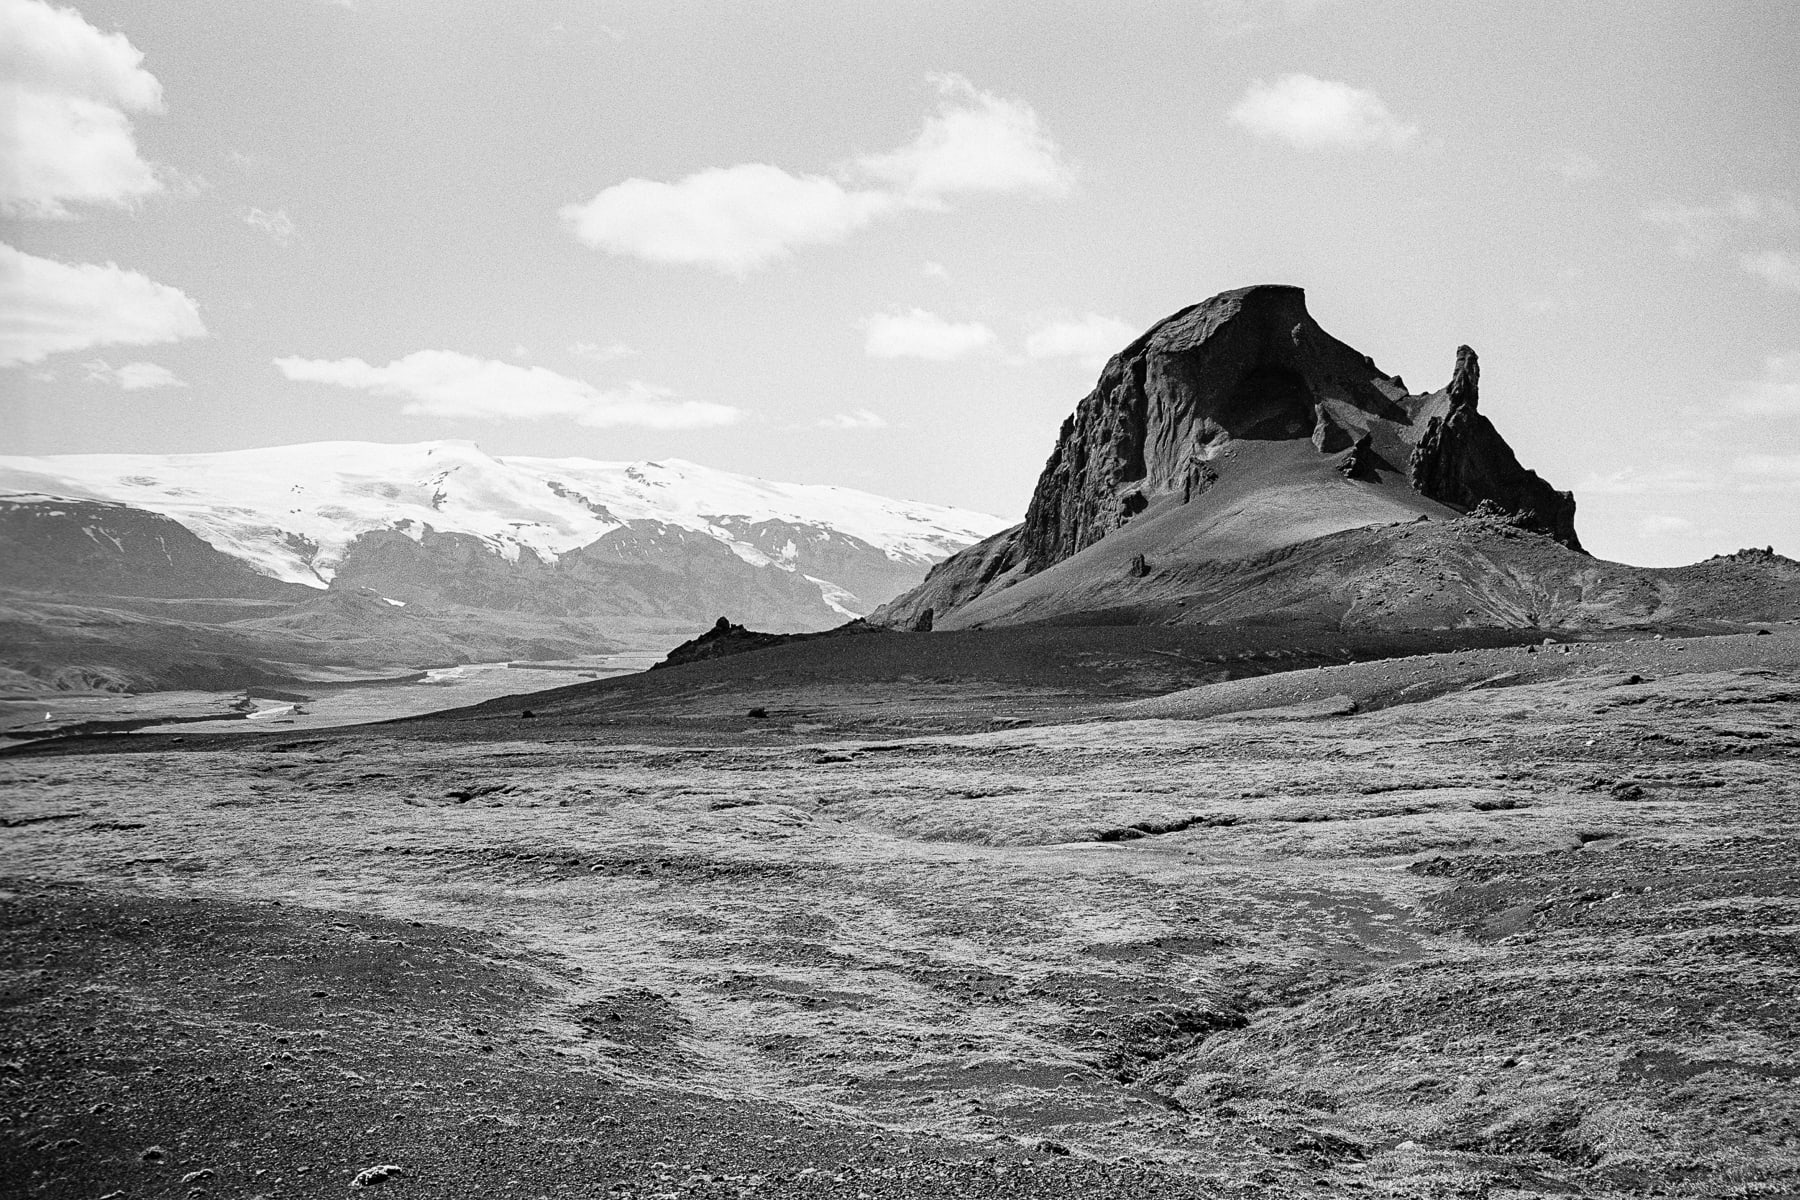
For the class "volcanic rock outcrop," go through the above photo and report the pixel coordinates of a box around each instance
[874,286,1592,631]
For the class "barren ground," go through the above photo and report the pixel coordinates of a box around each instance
[2,629,1797,1198]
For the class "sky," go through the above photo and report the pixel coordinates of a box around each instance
[2,0,1797,567]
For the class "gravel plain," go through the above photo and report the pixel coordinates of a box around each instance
[2,628,1796,1198]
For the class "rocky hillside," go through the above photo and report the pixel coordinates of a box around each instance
[873,286,1795,633]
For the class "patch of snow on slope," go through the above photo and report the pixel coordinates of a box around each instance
[806,575,864,618]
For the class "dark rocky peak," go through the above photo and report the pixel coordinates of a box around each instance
[1015,285,1580,575]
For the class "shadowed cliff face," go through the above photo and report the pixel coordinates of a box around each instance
[1409,345,1582,551]
[876,285,1588,631]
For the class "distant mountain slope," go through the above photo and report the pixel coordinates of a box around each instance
[0,495,311,601]
[0,442,1007,692]
[0,441,1006,617]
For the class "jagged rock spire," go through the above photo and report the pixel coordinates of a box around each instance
[1448,345,1479,412]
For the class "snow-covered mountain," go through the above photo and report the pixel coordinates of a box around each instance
[0,441,1008,607]
[0,442,1012,691]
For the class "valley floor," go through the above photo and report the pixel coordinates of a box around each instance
[1,631,1797,1198]
[0,652,666,742]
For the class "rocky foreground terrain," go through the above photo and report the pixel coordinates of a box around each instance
[2,625,1796,1198]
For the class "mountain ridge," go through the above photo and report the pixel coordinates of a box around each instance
[0,443,1007,692]
[870,285,1790,635]
[0,440,1009,620]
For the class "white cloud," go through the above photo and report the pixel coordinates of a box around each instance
[83,358,185,390]
[1726,353,1800,416]
[1642,192,1798,265]
[0,242,205,366]
[561,75,1071,273]
[921,260,949,280]
[1636,514,1696,538]
[855,74,1073,203]
[244,206,294,245]
[1734,453,1800,491]
[1543,149,1601,181]
[1729,192,1799,227]
[274,350,739,430]
[569,340,636,364]
[1576,464,1715,496]
[863,309,996,361]
[1200,0,1333,38]
[1025,313,1139,369]
[1740,250,1800,294]
[561,164,898,274]
[1228,74,1418,151]
[817,409,888,430]
[0,0,166,217]
[1640,201,1722,258]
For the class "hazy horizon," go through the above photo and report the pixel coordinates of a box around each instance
[3,0,1796,567]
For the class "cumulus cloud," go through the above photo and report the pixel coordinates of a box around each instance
[1734,452,1800,491]
[1229,74,1418,151]
[274,350,739,430]
[561,75,1072,273]
[863,309,996,361]
[1730,193,1799,227]
[1543,149,1601,181]
[244,207,295,245]
[1576,464,1716,496]
[1201,0,1333,38]
[0,242,206,366]
[1025,313,1139,369]
[0,0,166,217]
[1740,250,1800,294]
[855,74,1073,203]
[1636,514,1697,538]
[83,358,185,389]
[1640,201,1723,259]
[569,340,636,364]
[1725,353,1800,416]
[560,165,898,274]
[1642,192,1799,279]
[817,409,888,430]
